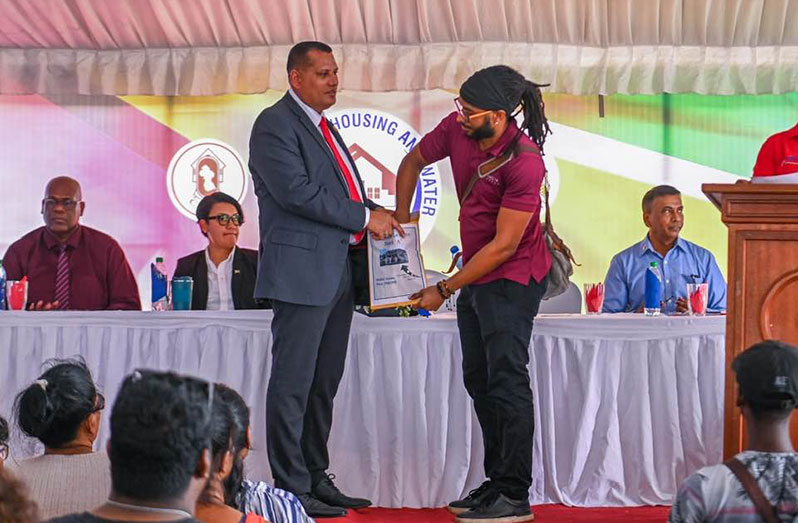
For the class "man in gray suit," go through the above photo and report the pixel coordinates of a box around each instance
[249,41,402,518]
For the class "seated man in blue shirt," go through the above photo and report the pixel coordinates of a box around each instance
[603,185,727,313]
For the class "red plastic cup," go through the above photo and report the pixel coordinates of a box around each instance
[687,283,708,316]
[584,283,605,314]
[6,280,28,311]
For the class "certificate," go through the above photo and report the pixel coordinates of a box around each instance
[367,222,427,310]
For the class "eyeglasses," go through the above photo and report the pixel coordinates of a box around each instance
[0,443,8,461]
[207,213,243,226]
[454,97,492,122]
[91,392,105,413]
[42,198,80,210]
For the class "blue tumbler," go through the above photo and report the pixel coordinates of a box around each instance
[171,276,193,311]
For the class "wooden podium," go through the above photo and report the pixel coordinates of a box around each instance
[702,183,798,458]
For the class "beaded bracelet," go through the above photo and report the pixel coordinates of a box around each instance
[436,280,454,299]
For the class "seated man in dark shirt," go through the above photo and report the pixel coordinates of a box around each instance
[2,176,140,310]
[174,192,267,310]
[50,370,213,523]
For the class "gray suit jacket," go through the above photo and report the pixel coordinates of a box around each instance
[249,92,375,306]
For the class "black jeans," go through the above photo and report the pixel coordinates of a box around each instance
[456,276,547,500]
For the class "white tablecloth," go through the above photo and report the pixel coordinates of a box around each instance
[0,311,725,507]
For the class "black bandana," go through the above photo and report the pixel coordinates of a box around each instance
[459,65,525,114]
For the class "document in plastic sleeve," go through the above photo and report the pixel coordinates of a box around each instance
[367,222,427,310]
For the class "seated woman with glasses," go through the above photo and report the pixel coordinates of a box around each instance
[196,384,311,523]
[8,358,110,519]
[174,192,269,310]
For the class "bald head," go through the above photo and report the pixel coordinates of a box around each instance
[42,176,84,241]
[44,176,82,201]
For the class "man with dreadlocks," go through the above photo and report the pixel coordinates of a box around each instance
[395,65,552,522]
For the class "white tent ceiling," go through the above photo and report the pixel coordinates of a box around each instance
[0,0,797,95]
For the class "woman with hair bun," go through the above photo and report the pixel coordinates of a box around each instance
[9,358,111,519]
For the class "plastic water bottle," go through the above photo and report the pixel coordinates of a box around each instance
[0,259,6,310]
[450,245,463,270]
[644,261,662,316]
[151,256,169,311]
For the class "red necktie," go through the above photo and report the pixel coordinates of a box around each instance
[55,245,70,310]
[320,118,365,243]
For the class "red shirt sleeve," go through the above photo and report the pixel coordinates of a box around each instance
[104,238,142,310]
[2,240,26,281]
[500,152,545,213]
[753,135,781,177]
[418,112,457,164]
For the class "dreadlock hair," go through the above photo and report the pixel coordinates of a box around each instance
[517,80,552,152]
[459,65,552,155]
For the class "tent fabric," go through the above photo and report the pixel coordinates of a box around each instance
[0,0,797,95]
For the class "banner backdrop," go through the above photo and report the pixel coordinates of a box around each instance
[1,90,795,308]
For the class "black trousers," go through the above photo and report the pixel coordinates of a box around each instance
[266,260,353,495]
[456,276,547,500]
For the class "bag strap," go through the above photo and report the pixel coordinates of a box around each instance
[725,458,780,523]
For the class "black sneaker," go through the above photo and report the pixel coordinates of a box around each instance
[312,473,372,509]
[295,493,348,518]
[448,481,495,515]
[454,492,534,522]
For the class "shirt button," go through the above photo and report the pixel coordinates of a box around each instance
[664,261,668,265]
[666,279,670,283]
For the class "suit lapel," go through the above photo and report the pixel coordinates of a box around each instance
[283,93,349,193]
[231,248,245,310]
[328,123,367,200]
[195,253,210,310]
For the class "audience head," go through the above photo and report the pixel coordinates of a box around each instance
[0,469,39,523]
[202,383,251,507]
[14,358,103,450]
[286,41,337,113]
[642,185,683,245]
[41,176,84,240]
[0,416,8,469]
[733,340,798,424]
[195,192,244,251]
[108,370,212,507]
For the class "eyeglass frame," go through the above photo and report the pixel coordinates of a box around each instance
[205,213,243,227]
[42,197,81,210]
[453,97,493,122]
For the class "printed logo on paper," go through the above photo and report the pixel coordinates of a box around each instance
[326,109,442,243]
[166,138,248,219]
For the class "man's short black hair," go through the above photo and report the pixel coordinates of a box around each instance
[109,370,212,502]
[642,185,681,213]
[286,41,333,74]
[195,192,244,224]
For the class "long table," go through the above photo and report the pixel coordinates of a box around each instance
[0,311,725,508]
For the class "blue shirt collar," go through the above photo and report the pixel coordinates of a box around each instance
[288,87,323,128]
[638,235,688,257]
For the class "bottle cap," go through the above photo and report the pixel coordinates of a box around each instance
[156,256,164,263]
[650,261,658,267]
[450,246,459,254]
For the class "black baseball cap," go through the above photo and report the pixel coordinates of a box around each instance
[733,340,798,410]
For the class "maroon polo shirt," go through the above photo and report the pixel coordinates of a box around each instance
[419,112,552,286]
[3,225,141,310]
[753,124,798,176]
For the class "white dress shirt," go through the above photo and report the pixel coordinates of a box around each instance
[205,247,236,311]
[288,88,369,243]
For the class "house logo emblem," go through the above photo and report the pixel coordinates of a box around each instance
[166,138,248,219]
[326,109,442,243]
